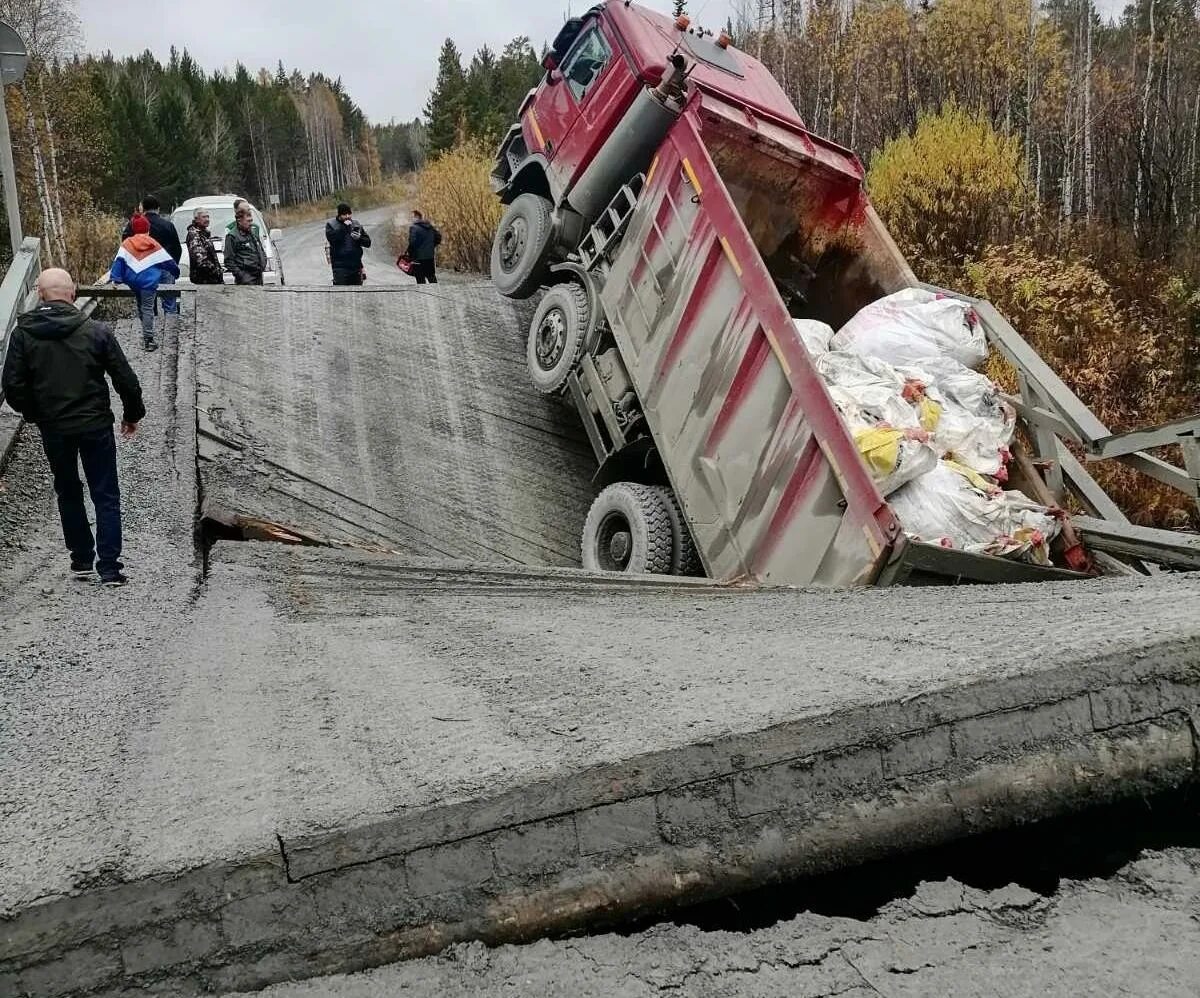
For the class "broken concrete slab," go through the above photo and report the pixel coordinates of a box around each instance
[230,848,1200,997]
[3,537,1199,996]
[195,285,598,565]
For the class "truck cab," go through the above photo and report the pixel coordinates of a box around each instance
[489,2,799,299]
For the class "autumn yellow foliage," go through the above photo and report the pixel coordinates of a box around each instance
[407,143,502,273]
[867,106,1024,278]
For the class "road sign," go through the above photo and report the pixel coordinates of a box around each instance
[269,193,281,206]
[0,21,28,257]
[0,21,27,84]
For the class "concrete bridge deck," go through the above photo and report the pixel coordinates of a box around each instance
[1,285,1198,996]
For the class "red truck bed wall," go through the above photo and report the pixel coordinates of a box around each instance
[600,101,909,587]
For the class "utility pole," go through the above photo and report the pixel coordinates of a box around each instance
[0,21,28,259]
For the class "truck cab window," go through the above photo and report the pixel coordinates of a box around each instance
[562,28,612,103]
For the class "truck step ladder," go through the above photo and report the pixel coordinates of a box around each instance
[579,174,646,271]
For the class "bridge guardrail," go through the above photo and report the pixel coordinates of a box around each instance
[0,236,43,408]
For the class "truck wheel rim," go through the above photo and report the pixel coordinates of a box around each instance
[595,512,633,571]
[500,217,528,272]
[535,308,567,371]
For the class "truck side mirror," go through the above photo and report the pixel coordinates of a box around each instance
[542,52,560,81]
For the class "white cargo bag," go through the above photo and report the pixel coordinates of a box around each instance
[793,318,835,358]
[889,460,1060,563]
[899,356,1015,477]
[832,288,988,369]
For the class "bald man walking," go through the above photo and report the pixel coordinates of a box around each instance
[1,269,144,587]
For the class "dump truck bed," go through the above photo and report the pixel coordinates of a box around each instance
[599,94,1082,586]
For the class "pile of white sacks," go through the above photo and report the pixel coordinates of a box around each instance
[799,288,1061,564]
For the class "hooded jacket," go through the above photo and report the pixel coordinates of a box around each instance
[110,234,181,291]
[121,211,183,263]
[1,300,145,435]
[325,217,372,272]
[406,219,441,262]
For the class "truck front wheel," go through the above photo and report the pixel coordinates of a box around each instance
[491,193,554,299]
[581,483,675,576]
[527,282,589,394]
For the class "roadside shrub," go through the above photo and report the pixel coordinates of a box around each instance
[62,212,126,282]
[867,105,1024,280]
[406,143,501,273]
[967,242,1199,527]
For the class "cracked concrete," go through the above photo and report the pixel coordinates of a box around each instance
[2,281,1200,996]
[195,283,597,564]
[234,848,1200,997]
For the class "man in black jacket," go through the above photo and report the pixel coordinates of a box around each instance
[325,203,372,285]
[405,209,441,284]
[1,268,145,587]
[122,195,182,315]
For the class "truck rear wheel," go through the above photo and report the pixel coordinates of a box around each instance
[527,282,589,394]
[491,193,554,299]
[582,483,675,575]
[656,486,703,576]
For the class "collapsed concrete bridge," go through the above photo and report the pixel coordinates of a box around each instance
[0,282,1198,997]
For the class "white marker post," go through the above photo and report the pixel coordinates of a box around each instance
[0,21,28,259]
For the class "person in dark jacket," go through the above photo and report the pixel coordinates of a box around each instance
[224,208,268,285]
[1,268,144,587]
[185,208,223,285]
[405,209,441,285]
[325,203,371,285]
[121,195,182,314]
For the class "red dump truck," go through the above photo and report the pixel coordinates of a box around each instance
[488,1,1200,586]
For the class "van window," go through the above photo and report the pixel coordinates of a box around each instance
[562,28,612,103]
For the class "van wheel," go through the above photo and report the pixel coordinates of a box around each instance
[492,193,554,299]
[656,486,703,576]
[527,282,589,394]
[582,483,675,575]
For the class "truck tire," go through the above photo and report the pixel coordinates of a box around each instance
[527,282,589,394]
[491,193,554,299]
[582,483,675,576]
[655,486,703,576]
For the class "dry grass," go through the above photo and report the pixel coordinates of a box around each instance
[399,144,501,273]
[270,176,414,229]
[60,212,126,282]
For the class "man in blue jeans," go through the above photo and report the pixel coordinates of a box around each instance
[1,268,145,587]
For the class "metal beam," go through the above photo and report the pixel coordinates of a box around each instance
[1001,392,1080,443]
[1056,444,1127,522]
[1072,515,1200,570]
[1116,451,1199,498]
[1086,415,1200,460]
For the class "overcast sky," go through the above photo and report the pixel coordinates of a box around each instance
[76,0,1128,126]
[76,0,739,123]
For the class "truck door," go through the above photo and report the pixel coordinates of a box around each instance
[529,19,621,195]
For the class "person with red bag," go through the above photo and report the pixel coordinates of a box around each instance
[400,209,441,284]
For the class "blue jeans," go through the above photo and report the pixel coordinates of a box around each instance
[134,286,158,339]
[39,426,123,578]
[160,272,179,314]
